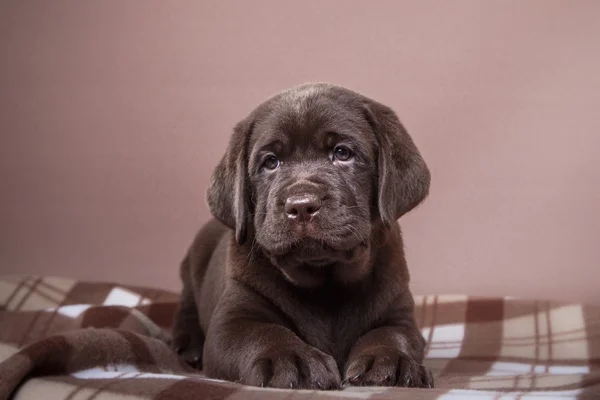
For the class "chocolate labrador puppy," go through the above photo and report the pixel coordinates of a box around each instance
[171,83,433,390]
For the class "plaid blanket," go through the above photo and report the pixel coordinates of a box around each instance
[0,275,598,399]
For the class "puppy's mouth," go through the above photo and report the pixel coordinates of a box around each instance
[262,237,367,269]
[303,258,332,267]
[264,237,344,256]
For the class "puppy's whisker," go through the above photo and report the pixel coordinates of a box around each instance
[348,214,385,246]
[342,225,364,246]
[246,237,258,264]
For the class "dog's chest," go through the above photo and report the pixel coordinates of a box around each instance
[291,301,374,364]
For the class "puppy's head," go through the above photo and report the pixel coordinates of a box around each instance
[207,83,430,286]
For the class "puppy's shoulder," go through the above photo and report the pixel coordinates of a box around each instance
[182,218,231,280]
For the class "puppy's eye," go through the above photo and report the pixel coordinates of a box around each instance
[333,145,353,162]
[263,155,280,170]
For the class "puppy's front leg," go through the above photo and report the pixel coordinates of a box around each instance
[203,286,341,390]
[344,293,433,388]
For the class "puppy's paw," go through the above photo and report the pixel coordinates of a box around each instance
[242,345,341,390]
[344,349,433,388]
[171,330,204,369]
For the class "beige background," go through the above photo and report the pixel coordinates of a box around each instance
[1,1,599,304]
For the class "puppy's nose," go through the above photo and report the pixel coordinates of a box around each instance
[285,194,322,222]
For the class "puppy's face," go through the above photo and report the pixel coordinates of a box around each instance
[249,91,377,275]
[207,84,430,287]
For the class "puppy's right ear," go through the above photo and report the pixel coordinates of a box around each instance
[206,116,253,245]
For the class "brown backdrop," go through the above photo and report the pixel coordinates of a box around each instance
[1,1,599,304]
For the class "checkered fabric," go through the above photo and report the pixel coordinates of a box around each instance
[0,275,598,399]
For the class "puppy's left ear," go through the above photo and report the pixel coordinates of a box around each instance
[364,101,431,227]
[205,116,253,245]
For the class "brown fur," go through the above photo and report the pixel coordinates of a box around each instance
[171,83,433,389]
